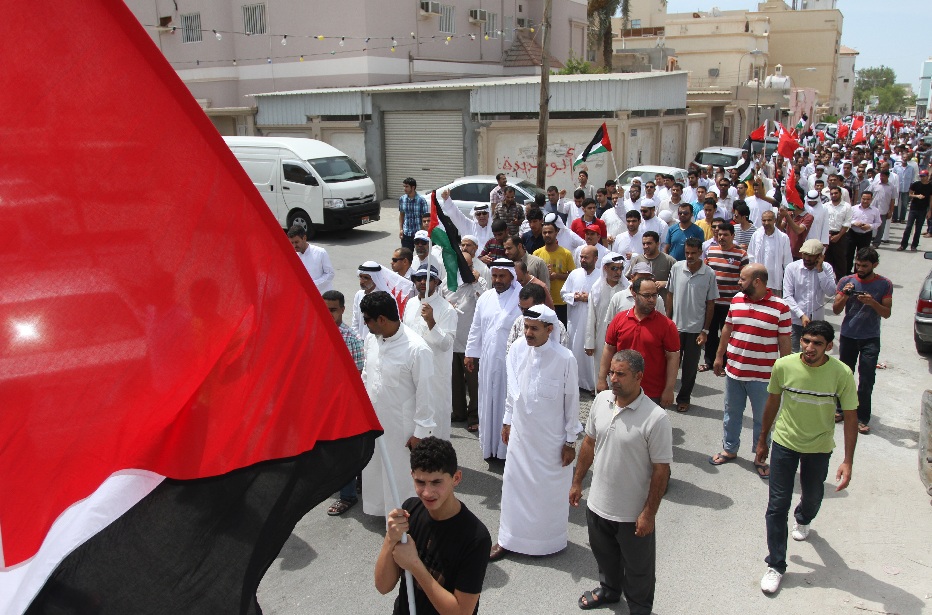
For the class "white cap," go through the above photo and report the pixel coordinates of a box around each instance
[461,234,478,245]
[414,230,430,241]
[523,304,558,325]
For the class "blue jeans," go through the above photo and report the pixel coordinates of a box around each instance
[722,376,770,455]
[339,479,357,502]
[838,335,880,425]
[765,442,831,574]
[791,323,804,353]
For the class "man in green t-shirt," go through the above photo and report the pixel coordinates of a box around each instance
[755,321,858,595]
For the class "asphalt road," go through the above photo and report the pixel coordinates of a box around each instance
[257,208,932,614]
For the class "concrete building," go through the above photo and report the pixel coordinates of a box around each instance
[918,59,932,120]
[250,72,693,198]
[835,46,857,117]
[611,0,844,114]
[126,0,588,134]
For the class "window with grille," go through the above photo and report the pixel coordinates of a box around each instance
[631,19,642,28]
[180,13,202,43]
[484,13,498,38]
[242,3,267,35]
[439,4,455,34]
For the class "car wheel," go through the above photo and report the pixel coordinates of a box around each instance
[916,331,932,355]
[287,209,315,239]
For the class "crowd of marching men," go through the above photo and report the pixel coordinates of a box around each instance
[284,122,928,613]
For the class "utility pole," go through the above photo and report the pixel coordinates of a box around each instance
[535,0,553,188]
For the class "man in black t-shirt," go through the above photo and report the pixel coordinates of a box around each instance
[898,169,932,251]
[375,437,491,615]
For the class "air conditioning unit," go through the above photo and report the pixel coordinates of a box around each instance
[469,9,489,23]
[419,1,442,16]
[708,68,720,77]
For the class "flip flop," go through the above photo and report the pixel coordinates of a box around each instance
[676,402,690,413]
[858,422,871,434]
[709,452,737,465]
[326,499,357,516]
[754,463,770,480]
[466,424,479,433]
[834,412,843,423]
[876,362,889,370]
[578,587,620,610]
[697,364,711,373]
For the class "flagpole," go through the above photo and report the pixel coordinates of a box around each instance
[376,437,417,615]
[609,150,620,184]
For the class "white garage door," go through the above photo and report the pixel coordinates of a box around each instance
[384,111,464,195]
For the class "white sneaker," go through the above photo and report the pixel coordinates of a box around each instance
[792,522,810,541]
[760,568,783,594]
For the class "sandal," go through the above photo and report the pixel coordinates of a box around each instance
[578,587,620,610]
[834,411,843,423]
[709,452,737,465]
[697,364,711,373]
[754,463,770,480]
[326,498,357,516]
[676,402,690,413]
[858,422,871,434]
[466,424,479,433]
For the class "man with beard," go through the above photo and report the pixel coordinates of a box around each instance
[465,259,523,461]
[782,240,836,352]
[404,265,459,440]
[756,321,858,595]
[561,245,601,393]
[352,261,415,338]
[490,305,582,562]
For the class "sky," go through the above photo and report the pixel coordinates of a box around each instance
[664,0,929,92]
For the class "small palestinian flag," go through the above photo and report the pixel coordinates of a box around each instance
[429,191,476,291]
[574,123,613,168]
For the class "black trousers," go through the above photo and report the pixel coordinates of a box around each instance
[555,303,568,328]
[704,303,730,369]
[846,231,872,275]
[451,352,479,425]
[825,231,847,280]
[586,508,655,615]
[677,331,702,404]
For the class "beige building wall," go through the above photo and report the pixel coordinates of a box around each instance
[836,46,858,116]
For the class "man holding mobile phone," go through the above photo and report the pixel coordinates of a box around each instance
[782,240,837,352]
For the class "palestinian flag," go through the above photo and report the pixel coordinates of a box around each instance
[795,114,808,133]
[0,2,381,613]
[429,191,476,291]
[573,123,613,168]
[734,141,755,183]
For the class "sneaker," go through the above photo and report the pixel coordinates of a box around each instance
[792,522,810,541]
[760,568,783,594]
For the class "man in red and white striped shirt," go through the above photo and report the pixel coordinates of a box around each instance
[709,263,791,480]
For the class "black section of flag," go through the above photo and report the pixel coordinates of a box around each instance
[433,196,476,286]
[27,431,379,615]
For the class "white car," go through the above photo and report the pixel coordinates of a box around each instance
[429,175,549,216]
[615,165,688,193]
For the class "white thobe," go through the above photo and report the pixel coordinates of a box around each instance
[640,217,669,248]
[296,244,335,293]
[611,230,644,258]
[560,267,601,391]
[600,207,626,239]
[498,338,582,555]
[440,196,493,247]
[506,315,569,354]
[403,291,459,440]
[584,278,628,381]
[443,279,487,354]
[744,196,770,228]
[351,289,367,338]
[805,202,830,245]
[465,284,522,459]
[747,228,793,291]
[361,324,436,517]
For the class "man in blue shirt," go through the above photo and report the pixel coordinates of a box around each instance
[664,203,705,261]
[399,177,428,250]
[832,246,893,434]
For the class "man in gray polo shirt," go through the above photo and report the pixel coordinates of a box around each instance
[666,237,719,412]
[570,349,673,613]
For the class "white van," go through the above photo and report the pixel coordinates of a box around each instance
[223,136,379,234]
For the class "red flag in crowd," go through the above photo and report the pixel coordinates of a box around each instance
[785,166,804,208]
[776,129,799,159]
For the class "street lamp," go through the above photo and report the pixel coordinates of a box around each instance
[736,49,764,88]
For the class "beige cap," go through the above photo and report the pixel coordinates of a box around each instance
[799,238,824,255]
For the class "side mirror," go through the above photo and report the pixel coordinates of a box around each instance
[304,174,318,186]
[924,251,932,261]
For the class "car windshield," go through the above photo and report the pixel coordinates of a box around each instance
[306,156,368,183]
[751,140,778,156]
[515,180,548,201]
[617,170,661,185]
[694,152,740,167]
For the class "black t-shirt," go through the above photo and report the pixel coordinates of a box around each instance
[909,180,932,211]
[392,497,491,615]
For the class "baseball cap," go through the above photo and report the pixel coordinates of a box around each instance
[414,229,430,241]
[630,262,653,276]
[585,223,602,235]
[411,264,441,279]
[920,170,929,177]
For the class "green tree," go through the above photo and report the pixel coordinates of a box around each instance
[587,0,625,71]
[853,65,897,111]
[556,52,599,74]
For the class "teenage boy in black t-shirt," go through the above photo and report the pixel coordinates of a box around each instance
[375,437,491,615]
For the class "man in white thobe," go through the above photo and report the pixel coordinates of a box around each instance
[465,259,522,460]
[506,283,569,353]
[288,225,335,293]
[561,245,601,392]
[439,192,493,248]
[544,212,585,253]
[359,291,436,518]
[352,261,415,338]
[584,253,629,387]
[747,211,793,296]
[403,264,458,440]
[489,305,582,561]
[460,234,491,287]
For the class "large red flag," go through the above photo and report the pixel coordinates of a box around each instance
[851,126,867,145]
[0,0,380,582]
[777,130,799,159]
[851,115,864,131]
[749,121,767,141]
[837,122,850,140]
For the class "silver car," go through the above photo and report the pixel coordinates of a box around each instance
[430,175,549,217]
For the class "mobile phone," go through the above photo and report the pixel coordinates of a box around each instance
[852,291,868,297]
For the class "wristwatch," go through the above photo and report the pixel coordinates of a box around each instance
[701,328,709,334]
[564,441,576,448]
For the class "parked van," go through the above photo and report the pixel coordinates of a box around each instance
[223,136,380,234]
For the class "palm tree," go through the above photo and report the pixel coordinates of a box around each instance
[588,0,626,71]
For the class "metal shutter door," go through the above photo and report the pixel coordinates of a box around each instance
[384,111,464,195]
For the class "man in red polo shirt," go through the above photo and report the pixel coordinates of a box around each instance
[597,278,680,407]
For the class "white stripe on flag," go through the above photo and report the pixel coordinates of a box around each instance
[0,470,164,615]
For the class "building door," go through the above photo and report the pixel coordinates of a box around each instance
[384,111,464,195]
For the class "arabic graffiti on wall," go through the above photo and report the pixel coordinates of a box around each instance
[495,139,608,185]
